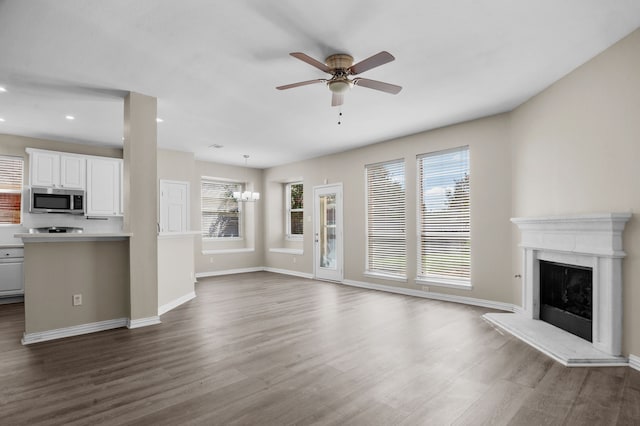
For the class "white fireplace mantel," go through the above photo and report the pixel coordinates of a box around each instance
[485,213,632,366]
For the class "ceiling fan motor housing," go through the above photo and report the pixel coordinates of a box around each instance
[325,54,354,71]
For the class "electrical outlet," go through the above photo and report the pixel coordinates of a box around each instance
[293,257,297,264]
[72,294,82,306]
[422,285,429,293]
[210,257,214,264]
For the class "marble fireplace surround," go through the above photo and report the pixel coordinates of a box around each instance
[485,213,632,366]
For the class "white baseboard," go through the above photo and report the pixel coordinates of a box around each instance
[22,317,128,345]
[158,291,196,316]
[195,267,264,279]
[630,354,640,372]
[127,316,161,329]
[342,279,515,312]
[264,267,313,279]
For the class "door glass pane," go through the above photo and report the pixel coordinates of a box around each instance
[320,194,336,269]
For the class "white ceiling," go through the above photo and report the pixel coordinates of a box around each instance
[1,1,639,168]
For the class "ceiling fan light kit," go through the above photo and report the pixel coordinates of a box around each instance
[276,51,402,107]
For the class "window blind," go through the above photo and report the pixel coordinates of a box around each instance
[418,146,470,282]
[201,179,241,238]
[0,156,23,225]
[366,159,406,277]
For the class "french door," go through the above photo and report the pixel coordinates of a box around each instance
[313,184,343,282]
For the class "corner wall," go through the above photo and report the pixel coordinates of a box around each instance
[510,28,640,356]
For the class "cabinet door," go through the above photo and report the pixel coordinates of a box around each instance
[0,262,24,296]
[30,151,60,187]
[86,158,121,216]
[59,155,86,189]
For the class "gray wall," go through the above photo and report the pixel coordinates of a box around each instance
[510,28,640,356]
[263,114,513,303]
[24,240,129,333]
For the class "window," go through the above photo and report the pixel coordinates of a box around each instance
[365,159,406,278]
[418,146,470,286]
[0,156,23,225]
[286,182,303,239]
[201,179,242,238]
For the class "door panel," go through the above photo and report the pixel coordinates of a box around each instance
[314,184,343,282]
[160,180,190,233]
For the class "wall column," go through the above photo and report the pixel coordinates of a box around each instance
[123,92,159,327]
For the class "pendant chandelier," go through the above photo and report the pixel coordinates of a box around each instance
[233,155,260,202]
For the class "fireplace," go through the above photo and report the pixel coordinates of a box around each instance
[484,213,631,366]
[539,260,592,341]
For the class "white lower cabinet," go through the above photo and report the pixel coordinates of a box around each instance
[86,157,122,216]
[0,248,24,297]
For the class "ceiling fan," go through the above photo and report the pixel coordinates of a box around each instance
[276,51,402,106]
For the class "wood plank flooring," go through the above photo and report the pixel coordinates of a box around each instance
[0,271,638,425]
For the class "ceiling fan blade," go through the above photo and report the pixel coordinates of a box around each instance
[353,78,402,94]
[331,92,344,107]
[276,79,326,90]
[290,52,331,73]
[349,51,395,75]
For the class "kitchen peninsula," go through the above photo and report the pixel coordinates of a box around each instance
[15,232,132,344]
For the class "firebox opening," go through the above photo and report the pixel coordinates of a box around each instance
[539,260,593,342]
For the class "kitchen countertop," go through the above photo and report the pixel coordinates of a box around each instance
[14,232,132,242]
[0,244,24,248]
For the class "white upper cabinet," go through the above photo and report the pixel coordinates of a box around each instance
[60,154,85,189]
[86,157,122,217]
[29,149,85,189]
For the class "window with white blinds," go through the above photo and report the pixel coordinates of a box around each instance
[365,159,406,277]
[0,155,23,225]
[201,179,242,238]
[418,146,470,285]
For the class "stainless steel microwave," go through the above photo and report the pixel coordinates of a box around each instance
[30,187,85,214]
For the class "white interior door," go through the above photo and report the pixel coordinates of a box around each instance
[314,184,343,282]
[160,180,190,233]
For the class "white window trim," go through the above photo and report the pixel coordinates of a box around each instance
[285,181,303,241]
[0,155,24,226]
[200,177,244,240]
[416,146,471,283]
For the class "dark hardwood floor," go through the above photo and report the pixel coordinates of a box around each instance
[1,272,638,425]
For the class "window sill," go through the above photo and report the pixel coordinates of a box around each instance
[202,237,243,241]
[364,271,408,283]
[202,248,254,255]
[269,248,303,255]
[158,231,200,239]
[415,276,472,291]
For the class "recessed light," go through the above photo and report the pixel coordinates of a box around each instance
[156,118,163,123]
[0,87,6,92]
[0,118,5,122]
[65,115,75,120]
[209,144,224,149]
